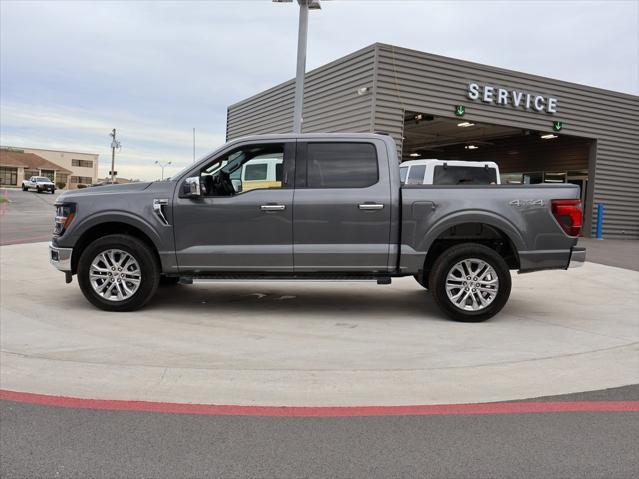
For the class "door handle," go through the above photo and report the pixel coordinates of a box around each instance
[260,204,286,211]
[358,203,384,210]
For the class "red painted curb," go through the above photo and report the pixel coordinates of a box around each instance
[1,390,638,417]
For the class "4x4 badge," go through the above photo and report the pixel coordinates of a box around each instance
[510,199,545,207]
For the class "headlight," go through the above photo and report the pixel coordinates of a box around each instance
[54,203,76,236]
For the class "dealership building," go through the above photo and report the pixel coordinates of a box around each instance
[227,43,639,239]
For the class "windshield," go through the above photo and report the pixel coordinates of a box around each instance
[36,177,51,182]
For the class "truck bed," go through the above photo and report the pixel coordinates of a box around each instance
[398,183,582,273]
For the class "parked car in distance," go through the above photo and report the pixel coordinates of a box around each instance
[49,133,584,322]
[400,159,500,185]
[22,176,56,194]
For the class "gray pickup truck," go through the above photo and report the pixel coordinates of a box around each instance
[50,133,585,321]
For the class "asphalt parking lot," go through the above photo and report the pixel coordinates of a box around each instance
[1,186,638,478]
[0,187,59,245]
[2,386,637,479]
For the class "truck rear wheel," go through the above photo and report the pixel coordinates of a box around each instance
[428,243,511,322]
[77,234,160,312]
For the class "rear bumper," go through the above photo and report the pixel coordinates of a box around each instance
[518,246,586,273]
[568,246,586,269]
[49,242,73,272]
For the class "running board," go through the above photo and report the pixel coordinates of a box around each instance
[178,274,392,285]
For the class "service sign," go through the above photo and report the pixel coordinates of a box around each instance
[467,82,558,114]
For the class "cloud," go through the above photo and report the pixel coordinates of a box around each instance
[0,101,225,180]
[1,0,637,181]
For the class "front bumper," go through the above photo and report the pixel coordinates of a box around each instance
[49,242,73,272]
[568,246,586,269]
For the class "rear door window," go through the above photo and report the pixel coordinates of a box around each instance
[405,165,426,185]
[433,166,497,185]
[305,143,378,188]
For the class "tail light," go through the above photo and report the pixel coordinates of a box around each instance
[54,203,76,236]
[551,199,582,237]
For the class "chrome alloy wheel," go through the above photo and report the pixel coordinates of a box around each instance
[445,258,499,312]
[89,249,142,302]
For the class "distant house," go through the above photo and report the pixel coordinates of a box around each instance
[0,148,72,188]
[0,146,99,189]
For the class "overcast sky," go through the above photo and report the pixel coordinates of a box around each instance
[1,0,637,181]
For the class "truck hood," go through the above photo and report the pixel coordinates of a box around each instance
[57,181,173,203]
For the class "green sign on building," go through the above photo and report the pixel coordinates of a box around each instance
[552,121,563,132]
[454,105,465,117]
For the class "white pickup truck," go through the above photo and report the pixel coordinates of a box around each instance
[400,159,500,185]
[22,176,56,194]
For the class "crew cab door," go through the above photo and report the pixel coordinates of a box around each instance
[172,141,295,272]
[293,140,392,272]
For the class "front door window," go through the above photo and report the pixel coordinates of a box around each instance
[200,144,286,196]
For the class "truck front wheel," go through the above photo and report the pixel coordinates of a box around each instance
[428,243,511,322]
[77,234,160,312]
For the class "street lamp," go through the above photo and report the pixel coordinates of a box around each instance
[109,129,121,184]
[273,0,321,133]
[155,161,172,180]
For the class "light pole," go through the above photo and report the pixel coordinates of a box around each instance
[109,128,121,183]
[273,0,321,133]
[155,161,172,180]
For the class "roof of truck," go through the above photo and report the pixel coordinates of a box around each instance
[228,132,395,142]
[400,159,499,168]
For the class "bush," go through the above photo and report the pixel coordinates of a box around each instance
[76,184,88,189]
[56,182,66,189]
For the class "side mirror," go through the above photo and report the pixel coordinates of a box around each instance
[182,176,201,198]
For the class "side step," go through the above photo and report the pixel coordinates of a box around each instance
[178,274,392,285]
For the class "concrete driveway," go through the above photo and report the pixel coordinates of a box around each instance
[1,241,637,407]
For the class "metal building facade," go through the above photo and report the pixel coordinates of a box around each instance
[227,43,639,239]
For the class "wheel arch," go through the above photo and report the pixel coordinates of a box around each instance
[415,214,523,288]
[70,218,161,274]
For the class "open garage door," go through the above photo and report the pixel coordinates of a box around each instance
[401,113,595,234]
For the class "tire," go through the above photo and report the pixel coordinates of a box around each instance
[22,185,27,191]
[36,187,41,193]
[159,275,180,286]
[77,234,160,312]
[51,188,56,194]
[428,243,511,322]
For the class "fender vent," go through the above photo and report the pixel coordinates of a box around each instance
[153,199,169,225]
